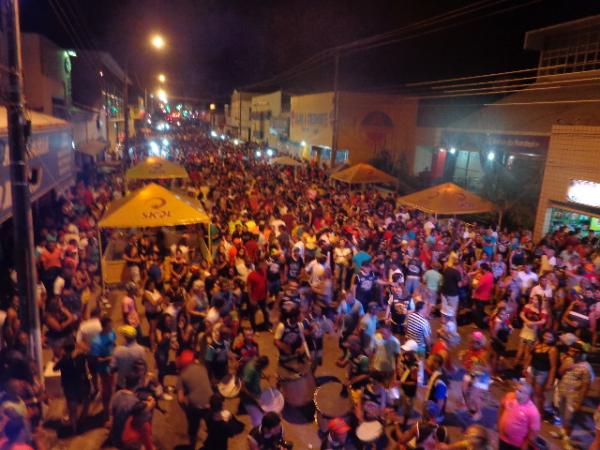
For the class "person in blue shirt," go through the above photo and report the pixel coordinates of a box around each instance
[90,317,116,421]
[352,247,372,274]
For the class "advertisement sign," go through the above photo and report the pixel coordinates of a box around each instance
[442,130,549,155]
[567,179,600,208]
[0,130,74,223]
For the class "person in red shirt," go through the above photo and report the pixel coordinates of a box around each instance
[472,263,494,329]
[246,261,271,333]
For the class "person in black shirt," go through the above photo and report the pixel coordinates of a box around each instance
[441,264,462,322]
[353,264,379,310]
[54,339,92,434]
[285,248,304,283]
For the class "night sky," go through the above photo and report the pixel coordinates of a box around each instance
[21,0,600,103]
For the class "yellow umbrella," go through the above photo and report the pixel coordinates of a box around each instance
[99,183,209,229]
[126,157,189,181]
[330,163,397,185]
[397,182,495,215]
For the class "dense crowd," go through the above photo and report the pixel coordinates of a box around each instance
[0,128,599,450]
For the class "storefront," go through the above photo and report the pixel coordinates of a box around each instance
[534,125,600,240]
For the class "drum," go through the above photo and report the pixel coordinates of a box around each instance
[277,360,316,408]
[314,382,353,433]
[259,388,285,414]
[386,386,401,407]
[217,374,241,399]
[356,421,383,445]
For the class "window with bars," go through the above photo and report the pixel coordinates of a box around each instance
[538,27,600,75]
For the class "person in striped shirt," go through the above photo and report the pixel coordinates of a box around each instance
[405,301,431,356]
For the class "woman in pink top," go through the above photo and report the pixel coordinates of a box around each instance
[498,381,541,450]
[472,263,494,329]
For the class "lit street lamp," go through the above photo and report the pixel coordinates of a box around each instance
[151,34,165,50]
[158,73,166,83]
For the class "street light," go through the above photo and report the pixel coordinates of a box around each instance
[151,34,165,50]
[156,89,168,103]
[209,103,216,111]
[158,73,166,83]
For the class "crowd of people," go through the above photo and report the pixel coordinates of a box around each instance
[0,127,599,450]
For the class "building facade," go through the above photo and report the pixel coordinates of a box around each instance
[22,33,73,118]
[289,91,418,166]
[534,125,600,240]
[412,14,600,229]
[226,90,255,141]
[72,51,132,152]
[250,90,290,150]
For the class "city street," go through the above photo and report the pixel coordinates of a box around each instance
[40,289,598,450]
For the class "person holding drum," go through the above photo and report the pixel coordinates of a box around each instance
[392,401,450,450]
[335,291,364,362]
[303,303,334,371]
[337,335,370,390]
[240,355,271,427]
[355,371,389,424]
[273,304,310,370]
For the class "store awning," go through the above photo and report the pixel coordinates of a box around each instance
[77,139,107,157]
[397,182,495,215]
[330,163,397,185]
[270,155,302,167]
[126,157,189,180]
[99,183,210,229]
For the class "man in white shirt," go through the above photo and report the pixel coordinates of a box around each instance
[529,276,553,301]
[518,265,538,294]
[333,237,352,290]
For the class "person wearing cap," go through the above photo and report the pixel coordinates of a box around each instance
[111,325,145,390]
[398,339,420,428]
[497,381,540,450]
[551,341,593,445]
[392,400,449,449]
[321,417,358,450]
[176,349,213,450]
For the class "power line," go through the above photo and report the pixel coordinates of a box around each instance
[242,0,506,89]
[241,0,540,91]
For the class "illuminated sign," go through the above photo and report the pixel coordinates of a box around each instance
[567,179,600,208]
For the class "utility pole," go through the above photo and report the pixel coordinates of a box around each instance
[330,51,340,168]
[3,0,43,379]
[123,66,129,166]
[238,89,242,140]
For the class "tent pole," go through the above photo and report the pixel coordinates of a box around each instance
[208,223,212,262]
[98,229,106,294]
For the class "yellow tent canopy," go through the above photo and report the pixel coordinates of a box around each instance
[330,163,397,185]
[126,157,189,181]
[270,155,302,167]
[397,182,496,215]
[99,183,210,229]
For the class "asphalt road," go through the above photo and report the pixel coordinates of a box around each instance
[40,290,598,450]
